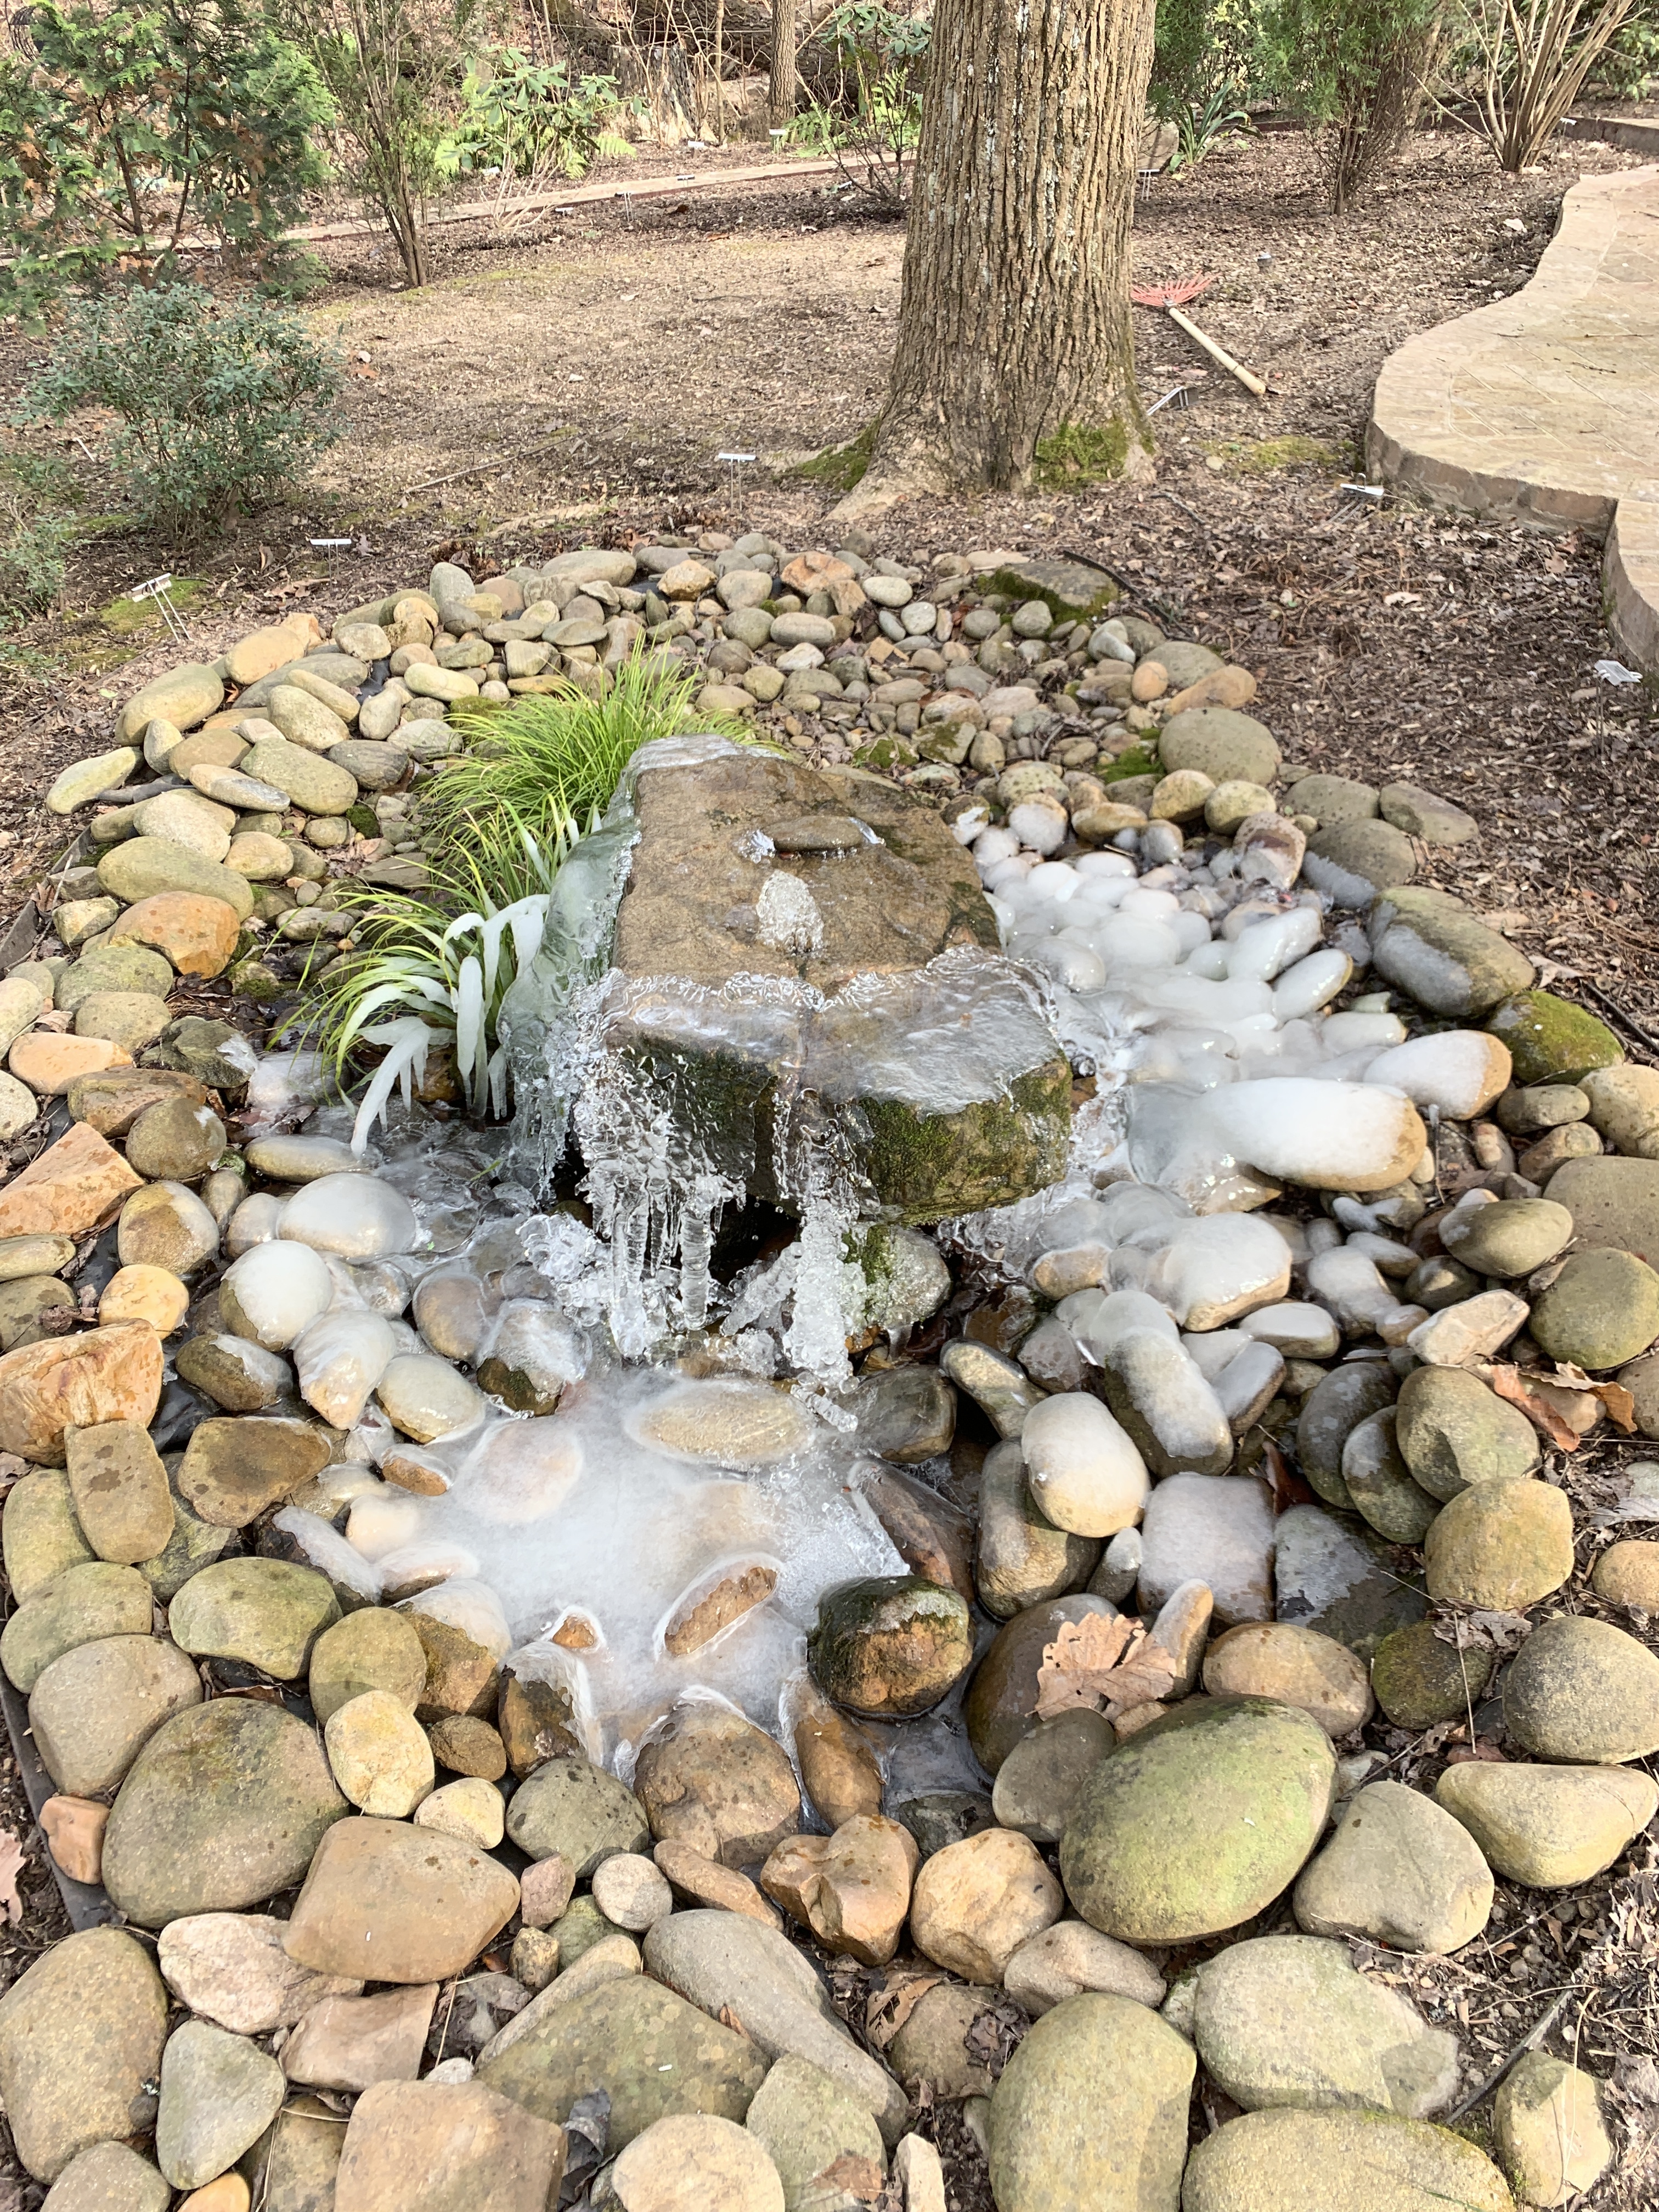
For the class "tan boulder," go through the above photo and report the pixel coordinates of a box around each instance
[0,1322,164,1463]
[332,2079,567,2212]
[99,1263,191,1333]
[0,1121,142,1238]
[65,1418,174,1563]
[910,1829,1063,1982]
[280,1984,438,2093]
[633,1699,802,1870]
[760,1813,918,1966]
[110,892,241,979]
[283,1818,519,1983]
[41,1795,109,1884]
[652,1842,783,1927]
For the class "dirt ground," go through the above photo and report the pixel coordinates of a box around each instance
[2,119,1659,2208]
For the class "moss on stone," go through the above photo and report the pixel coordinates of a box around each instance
[794,419,878,491]
[859,1057,1072,1224]
[1486,989,1624,1085]
[1101,743,1160,784]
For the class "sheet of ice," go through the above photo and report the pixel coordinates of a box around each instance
[332,1364,904,1756]
[1141,1214,1293,1330]
[280,1175,420,1258]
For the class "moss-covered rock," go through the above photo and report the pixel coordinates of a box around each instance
[1059,1699,1335,1944]
[1370,1622,1494,1730]
[1486,989,1623,1086]
[809,1576,973,1718]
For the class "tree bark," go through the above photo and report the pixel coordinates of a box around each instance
[769,0,798,126]
[849,0,1156,505]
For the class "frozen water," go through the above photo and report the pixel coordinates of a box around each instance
[1205,1079,1425,1193]
[1141,1214,1293,1330]
[1068,1290,1233,1476]
[1020,1391,1150,1538]
[293,1310,398,1429]
[1305,1248,1427,1344]
[331,1363,902,1757]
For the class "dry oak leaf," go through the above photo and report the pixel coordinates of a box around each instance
[1486,1364,1582,1451]
[1035,1613,1176,1722]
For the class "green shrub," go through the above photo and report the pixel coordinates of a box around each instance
[426,652,754,868]
[20,284,342,540]
[436,51,642,185]
[0,0,330,318]
[1256,0,1443,208]
[1151,0,1263,122]
[0,454,77,617]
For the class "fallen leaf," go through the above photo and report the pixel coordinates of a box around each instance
[865,1972,940,2051]
[1036,1614,1176,1722]
[816,2154,884,2203]
[1487,1364,1582,1449]
[1592,1381,1638,1434]
[0,1833,25,1926]
[1432,1608,1534,1654]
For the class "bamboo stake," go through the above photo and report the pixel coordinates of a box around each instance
[1164,305,1268,398]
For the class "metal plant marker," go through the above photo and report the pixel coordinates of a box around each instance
[128,573,187,644]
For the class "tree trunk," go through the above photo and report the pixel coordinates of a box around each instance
[848,0,1156,505]
[769,0,798,126]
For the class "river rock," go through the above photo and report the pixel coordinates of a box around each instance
[909,1827,1062,1982]
[331,2079,567,2212]
[309,1606,427,1723]
[110,890,242,978]
[613,2113,783,2212]
[1394,1365,1540,1500]
[1369,889,1535,1018]
[633,1703,800,1867]
[1434,1759,1657,1888]
[1060,1699,1335,1944]
[101,1699,348,1927]
[1494,2052,1612,2207]
[807,1575,973,1717]
[651,1842,780,1928]
[1503,1615,1659,1761]
[376,1353,482,1441]
[1187,1934,1457,2117]
[177,1415,331,1527]
[118,1180,219,1275]
[0,1124,143,1242]
[280,1984,438,2092]
[1273,1504,1426,1660]
[140,1498,239,1602]
[762,1814,918,1967]
[48,744,140,813]
[170,1555,340,1678]
[411,1612,500,1721]
[323,1689,435,1816]
[744,2054,881,2211]
[284,1818,518,1982]
[1002,1921,1166,2017]
[964,1594,1119,1774]
[505,1753,651,1875]
[1137,1472,1274,1624]
[0,1927,168,2181]
[643,1911,906,2145]
[29,1633,201,1796]
[1423,1478,1573,1611]
[1201,1624,1372,1737]
[415,1775,505,1847]
[158,1912,362,2034]
[1294,1365,1397,1511]
[1530,1248,1659,1369]
[1,1468,94,1597]
[0,1318,162,1462]
[240,737,357,816]
[1304,819,1418,904]
[126,1096,226,1183]
[792,1688,883,1828]
[1181,2107,1512,2212]
[175,1334,292,1412]
[62,1418,172,1564]
[279,1173,419,1257]
[991,1709,1115,1841]
[974,1437,1100,1617]
[987,1993,1195,2212]
[37,2142,170,2211]
[846,1363,955,1464]
[1,1561,153,1691]
[98,1263,190,1334]
[97,838,254,922]
[1294,1780,1492,1953]
[1487,990,1623,1086]
[1019,1391,1150,1537]
[886,1982,1002,2099]
[1369,1621,1494,1730]
[156,2019,285,2192]
[1439,1196,1573,1279]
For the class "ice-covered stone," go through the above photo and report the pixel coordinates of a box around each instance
[294,1310,398,1430]
[1071,1291,1233,1477]
[1019,1392,1149,1539]
[280,1175,419,1258]
[1364,1032,1512,1120]
[1305,1248,1426,1344]
[1144,1215,1293,1331]
[221,1241,333,1350]
[1206,1079,1426,1194]
[1137,1473,1274,1625]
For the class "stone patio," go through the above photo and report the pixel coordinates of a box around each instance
[1368,163,1659,672]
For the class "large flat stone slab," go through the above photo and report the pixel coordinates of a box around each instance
[576,749,1071,1226]
[1368,165,1659,670]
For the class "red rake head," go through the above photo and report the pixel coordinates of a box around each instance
[1131,272,1215,309]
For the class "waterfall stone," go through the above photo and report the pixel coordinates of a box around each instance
[569,749,1070,1227]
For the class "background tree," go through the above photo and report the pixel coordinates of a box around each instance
[834,0,1156,511]
[0,0,330,317]
[285,0,481,288]
[769,0,798,125]
[1256,0,1443,210]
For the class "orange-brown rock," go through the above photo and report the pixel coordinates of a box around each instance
[110,893,241,980]
[98,1264,190,1334]
[8,1035,133,1098]
[793,1692,884,1830]
[652,1841,784,1927]
[0,1122,142,1239]
[760,1813,918,1966]
[41,1796,108,1884]
[0,1322,165,1463]
[1166,665,1260,715]
[225,619,314,687]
